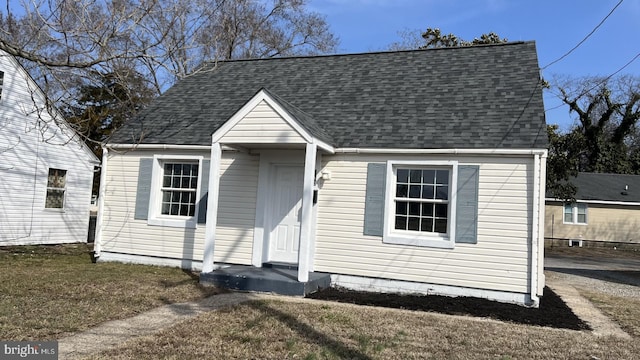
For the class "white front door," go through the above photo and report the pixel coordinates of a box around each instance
[268,165,304,263]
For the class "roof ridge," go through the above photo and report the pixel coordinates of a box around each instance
[202,41,534,65]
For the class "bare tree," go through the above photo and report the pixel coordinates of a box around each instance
[0,0,338,147]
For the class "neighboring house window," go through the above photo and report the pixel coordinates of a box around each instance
[564,203,587,224]
[383,161,459,248]
[160,162,199,217]
[0,70,4,101]
[45,168,67,209]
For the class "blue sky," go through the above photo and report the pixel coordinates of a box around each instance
[307,0,640,131]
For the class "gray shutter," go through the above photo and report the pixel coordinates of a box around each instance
[197,160,210,224]
[363,163,386,236]
[455,165,479,244]
[134,158,153,220]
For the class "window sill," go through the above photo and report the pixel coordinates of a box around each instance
[148,216,197,229]
[383,233,454,249]
[562,222,588,226]
[43,208,65,213]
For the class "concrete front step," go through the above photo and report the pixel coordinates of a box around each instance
[200,265,331,296]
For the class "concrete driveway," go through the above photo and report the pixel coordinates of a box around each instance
[545,249,640,296]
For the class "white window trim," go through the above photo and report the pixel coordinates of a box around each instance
[147,154,204,229]
[383,160,458,249]
[563,202,588,225]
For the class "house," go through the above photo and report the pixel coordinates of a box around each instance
[545,172,640,247]
[0,50,100,245]
[95,41,548,307]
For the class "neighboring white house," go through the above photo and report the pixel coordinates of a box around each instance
[0,49,99,245]
[96,42,548,307]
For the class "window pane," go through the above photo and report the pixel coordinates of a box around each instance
[435,185,448,200]
[180,204,189,216]
[396,201,408,215]
[422,185,434,199]
[174,164,182,175]
[409,185,421,198]
[422,170,435,184]
[435,204,448,218]
[395,216,407,230]
[577,204,587,223]
[564,204,573,222]
[409,202,420,216]
[163,175,172,187]
[434,219,447,233]
[164,163,172,174]
[436,170,449,185]
[397,169,409,183]
[407,217,420,231]
[409,170,422,183]
[170,204,179,215]
[45,190,64,208]
[422,203,434,217]
[161,203,170,215]
[181,176,190,188]
[47,168,66,188]
[396,184,408,197]
[421,218,433,232]
[191,177,198,188]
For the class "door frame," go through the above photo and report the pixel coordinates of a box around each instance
[252,150,305,267]
[265,163,304,263]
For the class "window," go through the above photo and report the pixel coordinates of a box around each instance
[394,168,450,234]
[564,203,587,224]
[160,162,199,217]
[45,168,67,209]
[145,155,204,228]
[384,161,458,248]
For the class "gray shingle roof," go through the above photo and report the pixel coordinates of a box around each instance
[548,172,640,203]
[111,41,547,149]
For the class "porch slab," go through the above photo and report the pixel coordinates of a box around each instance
[200,265,331,296]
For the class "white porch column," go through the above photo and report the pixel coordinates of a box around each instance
[298,143,317,282]
[202,142,222,273]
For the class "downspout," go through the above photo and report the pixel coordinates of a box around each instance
[93,146,108,259]
[529,151,543,307]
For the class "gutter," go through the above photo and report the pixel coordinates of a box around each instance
[334,148,548,156]
[108,144,547,156]
[108,144,214,150]
[93,146,108,259]
[545,198,640,207]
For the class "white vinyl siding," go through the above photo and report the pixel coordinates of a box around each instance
[314,154,533,294]
[221,100,306,144]
[214,153,260,264]
[100,150,258,265]
[0,52,96,245]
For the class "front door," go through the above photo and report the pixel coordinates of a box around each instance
[268,165,303,263]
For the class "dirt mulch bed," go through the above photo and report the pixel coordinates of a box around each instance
[308,286,589,331]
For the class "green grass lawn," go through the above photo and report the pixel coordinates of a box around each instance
[0,244,221,340]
